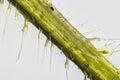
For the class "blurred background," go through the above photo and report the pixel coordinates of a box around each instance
[0,0,120,80]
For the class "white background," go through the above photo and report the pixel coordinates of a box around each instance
[0,0,120,80]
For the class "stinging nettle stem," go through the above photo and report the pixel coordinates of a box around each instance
[8,0,120,80]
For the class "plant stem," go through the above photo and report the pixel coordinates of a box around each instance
[8,0,120,80]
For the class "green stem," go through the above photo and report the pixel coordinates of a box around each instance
[8,0,120,80]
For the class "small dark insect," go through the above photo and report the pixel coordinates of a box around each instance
[50,6,54,11]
